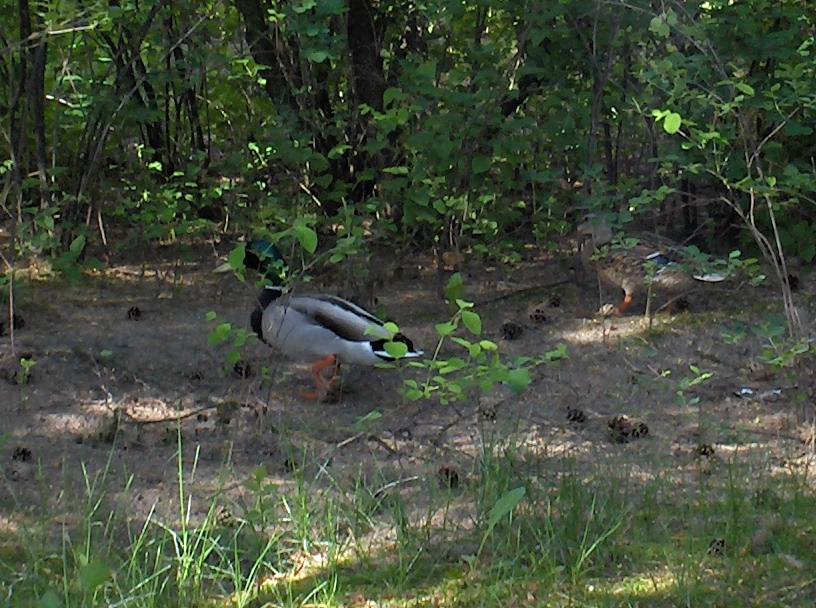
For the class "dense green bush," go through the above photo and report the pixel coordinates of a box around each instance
[0,0,812,280]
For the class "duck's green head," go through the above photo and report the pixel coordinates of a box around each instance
[245,239,286,287]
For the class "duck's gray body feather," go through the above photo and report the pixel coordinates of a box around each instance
[257,292,422,366]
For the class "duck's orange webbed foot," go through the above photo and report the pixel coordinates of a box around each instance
[300,355,341,401]
[613,293,633,316]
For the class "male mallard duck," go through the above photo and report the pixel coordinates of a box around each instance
[245,240,423,399]
[577,220,725,316]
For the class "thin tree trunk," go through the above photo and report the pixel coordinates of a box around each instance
[31,39,50,209]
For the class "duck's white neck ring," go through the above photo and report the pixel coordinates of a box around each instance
[257,284,285,309]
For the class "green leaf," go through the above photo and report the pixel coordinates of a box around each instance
[801,241,815,263]
[293,0,316,13]
[506,368,532,393]
[384,341,409,359]
[445,273,464,302]
[380,322,399,335]
[663,112,682,134]
[352,410,381,431]
[436,321,456,337]
[451,336,473,349]
[228,244,247,270]
[383,87,406,107]
[79,560,110,592]
[734,82,755,96]
[208,322,232,344]
[306,50,329,63]
[38,590,62,608]
[313,173,333,188]
[478,340,499,351]
[62,265,82,283]
[84,257,103,271]
[416,60,437,80]
[294,224,318,253]
[487,487,526,530]
[461,311,482,335]
[69,234,86,256]
[543,343,568,360]
[783,121,813,136]
[328,143,351,159]
[439,358,467,374]
[471,155,491,175]
[383,165,409,175]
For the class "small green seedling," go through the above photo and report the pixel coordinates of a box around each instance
[16,357,36,386]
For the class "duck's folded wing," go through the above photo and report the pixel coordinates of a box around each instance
[289,295,392,342]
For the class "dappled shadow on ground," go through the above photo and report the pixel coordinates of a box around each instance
[1,242,815,605]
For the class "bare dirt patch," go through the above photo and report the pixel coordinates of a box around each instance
[1,246,814,532]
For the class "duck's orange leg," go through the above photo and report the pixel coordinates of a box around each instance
[614,293,634,316]
[299,355,341,400]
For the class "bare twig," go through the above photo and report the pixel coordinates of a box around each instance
[0,250,15,354]
[119,404,213,425]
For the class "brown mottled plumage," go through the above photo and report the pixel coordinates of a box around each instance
[577,221,725,316]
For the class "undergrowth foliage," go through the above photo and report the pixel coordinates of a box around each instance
[396,273,567,405]
[2,0,813,283]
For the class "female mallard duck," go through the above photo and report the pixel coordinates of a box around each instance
[245,240,423,399]
[577,221,725,316]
